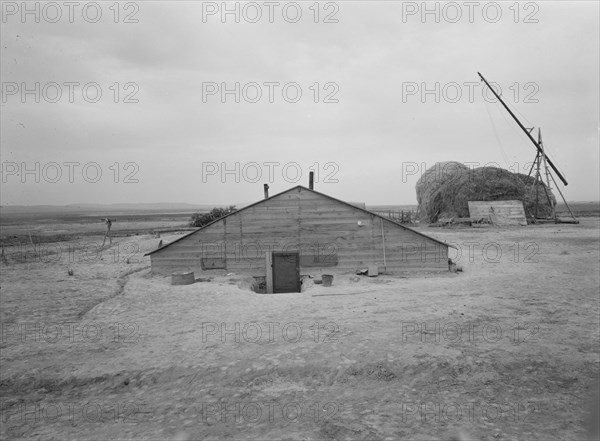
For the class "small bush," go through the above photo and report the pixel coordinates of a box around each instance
[189,206,237,228]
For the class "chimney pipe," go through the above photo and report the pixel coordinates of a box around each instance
[263,183,269,199]
[309,171,314,190]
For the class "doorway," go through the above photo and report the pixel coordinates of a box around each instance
[272,252,300,293]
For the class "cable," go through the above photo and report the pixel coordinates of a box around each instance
[483,98,511,169]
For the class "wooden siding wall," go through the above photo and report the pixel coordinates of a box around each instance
[468,200,527,226]
[150,188,449,275]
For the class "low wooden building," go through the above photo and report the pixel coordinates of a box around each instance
[146,186,451,292]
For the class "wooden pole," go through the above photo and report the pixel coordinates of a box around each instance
[535,156,540,218]
[527,151,539,178]
[102,218,113,247]
[478,72,568,186]
[28,232,38,257]
[380,218,386,271]
[548,171,579,223]
[538,129,556,219]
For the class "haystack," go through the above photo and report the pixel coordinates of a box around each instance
[416,162,556,223]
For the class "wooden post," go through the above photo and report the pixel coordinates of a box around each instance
[538,129,556,220]
[535,157,540,218]
[265,252,273,294]
[263,184,269,199]
[547,170,579,223]
[102,218,114,247]
[28,232,38,257]
[309,172,314,190]
[380,218,386,272]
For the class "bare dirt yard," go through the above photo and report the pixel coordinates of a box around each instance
[1,218,598,440]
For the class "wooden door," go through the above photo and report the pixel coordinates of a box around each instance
[272,252,300,293]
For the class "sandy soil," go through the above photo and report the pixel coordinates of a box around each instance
[0,219,598,440]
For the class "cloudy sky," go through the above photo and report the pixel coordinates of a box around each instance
[1,1,598,206]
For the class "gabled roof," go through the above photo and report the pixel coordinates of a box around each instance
[145,185,452,256]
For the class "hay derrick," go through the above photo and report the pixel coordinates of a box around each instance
[416,162,556,223]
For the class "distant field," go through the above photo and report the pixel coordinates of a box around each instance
[556,201,600,216]
[368,202,600,218]
[1,201,597,246]
[0,209,202,225]
[0,210,199,246]
[366,205,418,212]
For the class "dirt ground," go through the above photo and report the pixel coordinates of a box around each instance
[0,219,598,440]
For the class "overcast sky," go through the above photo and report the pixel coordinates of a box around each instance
[1,1,598,206]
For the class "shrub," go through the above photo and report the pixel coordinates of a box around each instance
[189,205,237,228]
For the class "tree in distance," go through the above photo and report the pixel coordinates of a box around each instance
[189,206,237,228]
